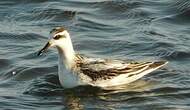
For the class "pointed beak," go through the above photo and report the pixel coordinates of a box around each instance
[37,41,52,56]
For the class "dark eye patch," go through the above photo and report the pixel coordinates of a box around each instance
[54,35,63,40]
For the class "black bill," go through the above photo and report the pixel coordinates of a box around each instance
[37,42,51,56]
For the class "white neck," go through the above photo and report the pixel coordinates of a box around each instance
[56,33,75,70]
[56,32,83,88]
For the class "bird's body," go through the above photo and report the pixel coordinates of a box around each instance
[38,27,168,88]
[58,53,167,88]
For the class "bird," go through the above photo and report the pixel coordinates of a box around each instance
[37,27,168,88]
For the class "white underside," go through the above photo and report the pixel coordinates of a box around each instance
[58,57,90,88]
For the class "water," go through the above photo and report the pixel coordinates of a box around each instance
[0,0,190,109]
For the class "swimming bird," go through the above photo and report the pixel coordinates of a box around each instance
[38,27,168,88]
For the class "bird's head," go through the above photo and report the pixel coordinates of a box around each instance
[38,27,72,56]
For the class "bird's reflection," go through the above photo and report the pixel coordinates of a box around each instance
[63,92,84,110]
[60,79,156,110]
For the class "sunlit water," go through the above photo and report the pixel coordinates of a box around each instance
[0,0,190,110]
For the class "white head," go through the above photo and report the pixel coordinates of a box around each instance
[38,27,74,55]
[38,27,75,68]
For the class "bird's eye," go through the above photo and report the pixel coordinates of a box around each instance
[54,35,62,40]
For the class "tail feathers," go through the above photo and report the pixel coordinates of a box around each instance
[149,61,168,69]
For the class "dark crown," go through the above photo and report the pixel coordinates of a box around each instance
[50,27,66,34]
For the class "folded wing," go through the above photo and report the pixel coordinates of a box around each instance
[76,56,167,82]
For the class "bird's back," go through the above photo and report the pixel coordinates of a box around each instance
[74,54,168,87]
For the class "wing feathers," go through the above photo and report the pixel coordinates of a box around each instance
[75,55,167,81]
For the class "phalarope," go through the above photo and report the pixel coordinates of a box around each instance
[38,27,168,88]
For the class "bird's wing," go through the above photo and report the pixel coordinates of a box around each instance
[75,55,166,81]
